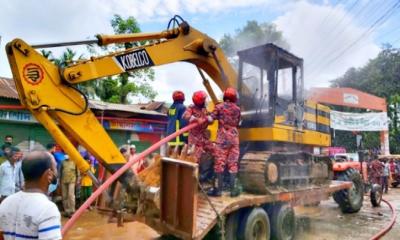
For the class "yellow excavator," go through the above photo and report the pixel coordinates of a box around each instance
[6,15,362,240]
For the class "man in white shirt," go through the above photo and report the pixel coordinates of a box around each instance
[0,151,62,240]
[0,148,24,201]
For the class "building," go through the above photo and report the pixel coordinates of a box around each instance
[0,77,167,152]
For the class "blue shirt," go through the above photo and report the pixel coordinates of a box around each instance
[0,161,24,197]
[167,101,188,146]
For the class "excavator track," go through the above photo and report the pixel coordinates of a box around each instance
[239,151,332,194]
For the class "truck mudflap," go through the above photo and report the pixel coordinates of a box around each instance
[146,158,352,240]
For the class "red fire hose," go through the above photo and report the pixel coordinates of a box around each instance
[370,198,397,240]
[61,121,202,236]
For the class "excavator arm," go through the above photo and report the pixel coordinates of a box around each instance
[5,19,237,186]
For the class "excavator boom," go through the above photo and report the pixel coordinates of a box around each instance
[5,20,236,183]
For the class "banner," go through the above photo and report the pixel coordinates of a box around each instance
[0,110,37,123]
[103,120,165,133]
[330,111,388,131]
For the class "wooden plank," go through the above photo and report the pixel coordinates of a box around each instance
[177,163,198,234]
[160,158,199,238]
[161,163,179,226]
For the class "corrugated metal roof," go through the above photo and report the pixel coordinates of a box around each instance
[0,77,19,99]
[89,100,165,116]
[0,77,166,116]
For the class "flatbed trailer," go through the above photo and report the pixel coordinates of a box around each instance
[141,158,354,240]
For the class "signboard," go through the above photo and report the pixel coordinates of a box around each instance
[0,110,37,123]
[343,93,359,104]
[103,120,165,133]
[330,110,388,131]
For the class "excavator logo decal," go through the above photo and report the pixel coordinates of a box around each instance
[113,49,154,72]
[23,63,44,85]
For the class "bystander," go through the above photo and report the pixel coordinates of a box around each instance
[60,155,79,218]
[0,147,24,202]
[0,151,61,240]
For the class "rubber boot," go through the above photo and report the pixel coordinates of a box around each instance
[207,173,222,197]
[230,173,240,197]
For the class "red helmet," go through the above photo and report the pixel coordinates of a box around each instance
[223,87,237,102]
[172,91,185,102]
[192,90,207,107]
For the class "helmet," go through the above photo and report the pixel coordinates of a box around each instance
[223,87,237,102]
[192,90,207,107]
[172,91,185,102]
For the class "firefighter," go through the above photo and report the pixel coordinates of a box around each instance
[167,91,188,155]
[182,90,214,162]
[208,87,241,197]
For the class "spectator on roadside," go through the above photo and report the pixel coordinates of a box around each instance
[129,144,144,174]
[0,147,24,202]
[2,135,13,148]
[0,151,62,240]
[382,158,390,194]
[60,155,79,218]
[369,156,383,185]
[120,147,129,161]
[80,156,95,208]
[46,143,57,158]
[396,159,400,175]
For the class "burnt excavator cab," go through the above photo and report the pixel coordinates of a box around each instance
[237,43,304,128]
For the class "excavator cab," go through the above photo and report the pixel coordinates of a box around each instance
[237,43,304,128]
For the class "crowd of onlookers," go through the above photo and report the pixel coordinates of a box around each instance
[369,155,400,193]
[0,134,148,219]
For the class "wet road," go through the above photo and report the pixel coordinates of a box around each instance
[295,187,400,240]
[64,188,400,239]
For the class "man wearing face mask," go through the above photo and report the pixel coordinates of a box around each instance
[0,151,61,240]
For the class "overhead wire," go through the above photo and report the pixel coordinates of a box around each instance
[307,0,378,72]
[305,0,361,66]
[308,0,400,80]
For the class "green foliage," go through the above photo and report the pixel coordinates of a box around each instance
[42,14,157,104]
[331,45,400,153]
[92,14,156,103]
[219,20,289,56]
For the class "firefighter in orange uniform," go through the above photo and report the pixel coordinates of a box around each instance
[182,91,214,162]
[208,88,241,197]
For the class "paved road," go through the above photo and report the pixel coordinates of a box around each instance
[295,187,400,240]
[64,188,400,239]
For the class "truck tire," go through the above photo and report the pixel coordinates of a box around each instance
[370,184,382,207]
[333,168,364,213]
[238,207,270,240]
[225,212,239,240]
[270,204,296,240]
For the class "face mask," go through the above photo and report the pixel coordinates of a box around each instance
[51,173,57,184]
[48,183,58,194]
[48,170,58,194]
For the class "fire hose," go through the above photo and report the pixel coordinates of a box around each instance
[370,198,397,240]
[61,120,202,236]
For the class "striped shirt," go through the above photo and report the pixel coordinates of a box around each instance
[0,191,61,239]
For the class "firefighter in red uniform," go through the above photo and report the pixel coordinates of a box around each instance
[182,91,214,162]
[208,87,241,197]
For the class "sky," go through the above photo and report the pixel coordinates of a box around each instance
[1,0,400,103]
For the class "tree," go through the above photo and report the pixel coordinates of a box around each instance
[91,14,157,103]
[331,45,400,153]
[219,21,289,57]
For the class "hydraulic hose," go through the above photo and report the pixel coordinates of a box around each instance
[61,120,202,236]
[370,198,397,240]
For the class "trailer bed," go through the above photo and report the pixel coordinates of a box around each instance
[147,158,353,240]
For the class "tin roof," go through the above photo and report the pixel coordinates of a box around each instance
[89,100,165,116]
[0,77,166,116]
[0,77,19,99]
